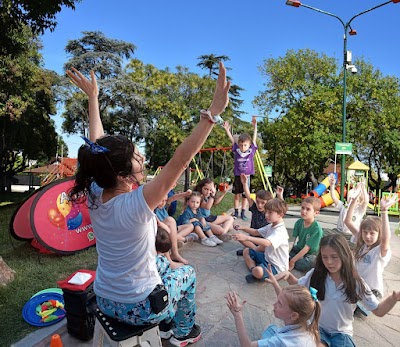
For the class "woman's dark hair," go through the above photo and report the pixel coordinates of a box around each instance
[193,178,213,194]
[310,234,369,303]
[69,135,138,205]
[156,228,172,253]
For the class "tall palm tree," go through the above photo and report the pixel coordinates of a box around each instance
[197,54,230,77]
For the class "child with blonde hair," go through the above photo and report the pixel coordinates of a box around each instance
[225,278,321,346]
[345,191,398,298]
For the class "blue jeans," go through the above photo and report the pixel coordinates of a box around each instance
[97,265,196,338]
[319,327,355,347]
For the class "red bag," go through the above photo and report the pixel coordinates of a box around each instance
[57,269,96,292]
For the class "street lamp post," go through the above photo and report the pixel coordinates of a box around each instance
[286,0,399,201]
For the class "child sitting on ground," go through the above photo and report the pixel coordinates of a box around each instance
[225,283,321,346]
[223,117,257,221]
[235,173,284,256]
[178,191,222,247]
[193,178,234,237]
[155,192,196,267]
[232,198,289,283]
[155,227,173,277]
[329,174,368,243]
[289,197,324,272]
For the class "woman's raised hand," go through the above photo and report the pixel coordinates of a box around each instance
[66,68,98,99]
[208,62,230,117]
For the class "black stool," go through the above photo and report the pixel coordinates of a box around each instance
[92,306,162,347]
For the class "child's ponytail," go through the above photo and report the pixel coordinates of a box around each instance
[308,299,321,344]
[283,285,321,344]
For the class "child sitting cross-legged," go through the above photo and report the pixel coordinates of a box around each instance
[177,191,222,247]
[232,198,289,283]
[289,197,324,273]
[235,173,284,256]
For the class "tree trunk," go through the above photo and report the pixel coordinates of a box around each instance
[0,257,16,287]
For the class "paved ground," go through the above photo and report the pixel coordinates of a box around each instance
[14,205,400,347]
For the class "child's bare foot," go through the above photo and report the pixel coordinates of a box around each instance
[172,254,189,265]
[170,260,185,269]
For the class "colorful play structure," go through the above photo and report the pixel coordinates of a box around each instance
[304,160,400,216]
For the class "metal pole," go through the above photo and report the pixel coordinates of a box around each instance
[341,26,348,202]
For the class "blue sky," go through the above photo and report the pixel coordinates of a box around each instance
[40,0,400,157]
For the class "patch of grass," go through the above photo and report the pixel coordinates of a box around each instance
[0,204,98,346]
[0,191,31,206]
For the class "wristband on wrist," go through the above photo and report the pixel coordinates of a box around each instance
[380,210,388,213]
[200,109,224,125]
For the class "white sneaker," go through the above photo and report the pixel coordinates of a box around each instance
[185,233,199,242]
[209,235,223,245]
[201,238,217,247]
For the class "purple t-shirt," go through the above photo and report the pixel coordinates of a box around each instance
[233,142,257,176]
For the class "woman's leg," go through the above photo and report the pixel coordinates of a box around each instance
[162,265,197,338]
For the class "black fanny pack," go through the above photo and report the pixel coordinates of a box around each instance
[148,284,168,314]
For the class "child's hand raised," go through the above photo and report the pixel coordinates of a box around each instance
[328,173,336,186]
[225,291,247,316]
[276,186,284,199]
[222,121,231,132]
[380,193,399,211]
[264,264,279,285]
[240,173,247,185]
[252,116,257,127]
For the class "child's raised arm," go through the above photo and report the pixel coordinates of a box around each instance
[344,184,363,236]
[167,189,192,205]
[264,265,282,295]
[328,173,340,206]
[379,193,398,257]
[251,116,257,145]
[222,121,235,146]
[225,292,256,347]
[66,68,103,141]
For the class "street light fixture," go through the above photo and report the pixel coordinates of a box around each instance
[285,0,399,201]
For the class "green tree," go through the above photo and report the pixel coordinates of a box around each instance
[197,54,230,77]
[347,60,400,193]
[254,49,341,193]
[0,0,81,55]
[0,30,59,192]
[254,49,400,196]
[61,31,147,141]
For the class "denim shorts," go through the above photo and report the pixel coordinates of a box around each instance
[248,249,278,279]
[319,327,356,347]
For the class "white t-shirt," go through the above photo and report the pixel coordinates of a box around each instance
[258,222,289,272]
[257,324,317,347]
[356,245,392,296]
[90,185,161,303]
[298,269,379,336]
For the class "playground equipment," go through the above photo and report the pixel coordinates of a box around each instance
[306,173,339,208]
